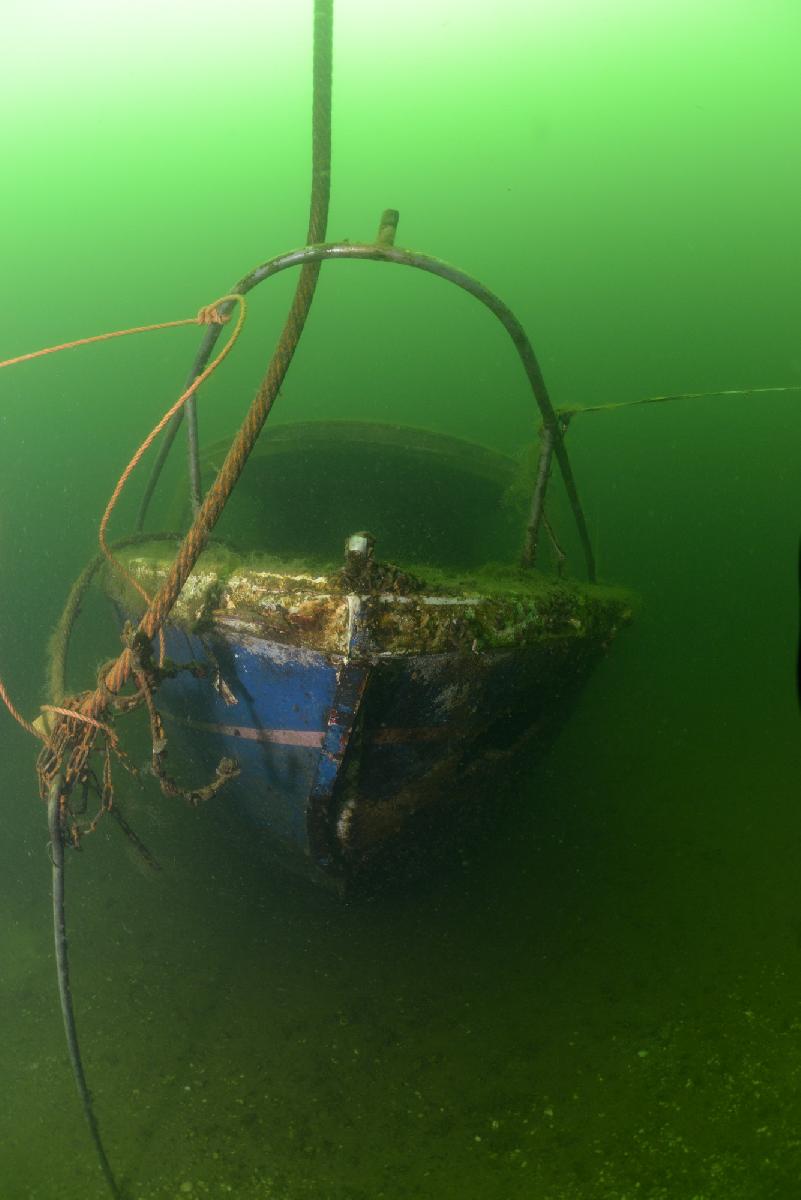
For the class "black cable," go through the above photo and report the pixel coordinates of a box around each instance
[48,777,121,1198]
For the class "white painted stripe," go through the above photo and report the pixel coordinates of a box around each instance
[168,716,454,747]
[177,719,324,747]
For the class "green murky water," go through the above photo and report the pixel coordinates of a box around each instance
[1,2,800,1197]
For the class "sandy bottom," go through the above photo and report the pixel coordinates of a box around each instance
[2,626,800,1200]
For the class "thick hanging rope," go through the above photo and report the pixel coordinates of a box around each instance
[4,6,331,1197]
[99,295,245,586]
[0,0,335,833]
[41,0,333,747]
[46,533,187,707]
[0,295,245,741]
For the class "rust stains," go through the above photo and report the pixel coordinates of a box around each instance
[105,545,632,659]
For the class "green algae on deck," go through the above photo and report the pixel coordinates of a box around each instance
[104,542,633,656]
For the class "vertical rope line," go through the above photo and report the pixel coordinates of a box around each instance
[142,0,333,630]
[308,0,333,245]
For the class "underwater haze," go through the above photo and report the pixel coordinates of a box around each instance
[1,0,801,1197]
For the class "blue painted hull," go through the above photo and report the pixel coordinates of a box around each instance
[104,422,633,884]
[155,613,610,882]
[108,495,630,882]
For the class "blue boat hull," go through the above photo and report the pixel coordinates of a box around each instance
[155,620,609,882]
[108,535,630,884]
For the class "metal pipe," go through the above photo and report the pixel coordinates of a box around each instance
[376,209,400,245]
[522,422,555,567]
[184,390,202,516]
[134,324,221,531]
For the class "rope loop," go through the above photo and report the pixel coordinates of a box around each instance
[0,292,248,782]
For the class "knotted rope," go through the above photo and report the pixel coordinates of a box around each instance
[0,0,333,837]
[0,295,245,768]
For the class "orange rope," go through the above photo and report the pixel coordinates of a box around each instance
[40,704,117,742]
[0,304,229,371]
[0,295,245,740]
[0,676,45,741]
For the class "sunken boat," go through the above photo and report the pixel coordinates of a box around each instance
[105,419,632,885]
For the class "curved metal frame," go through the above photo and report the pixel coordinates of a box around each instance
[138,229,596,581]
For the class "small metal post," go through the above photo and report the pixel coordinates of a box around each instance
[521,423,556,568]
[185,392,202,517]
[376,209,399,246]
[138,238,596,583]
